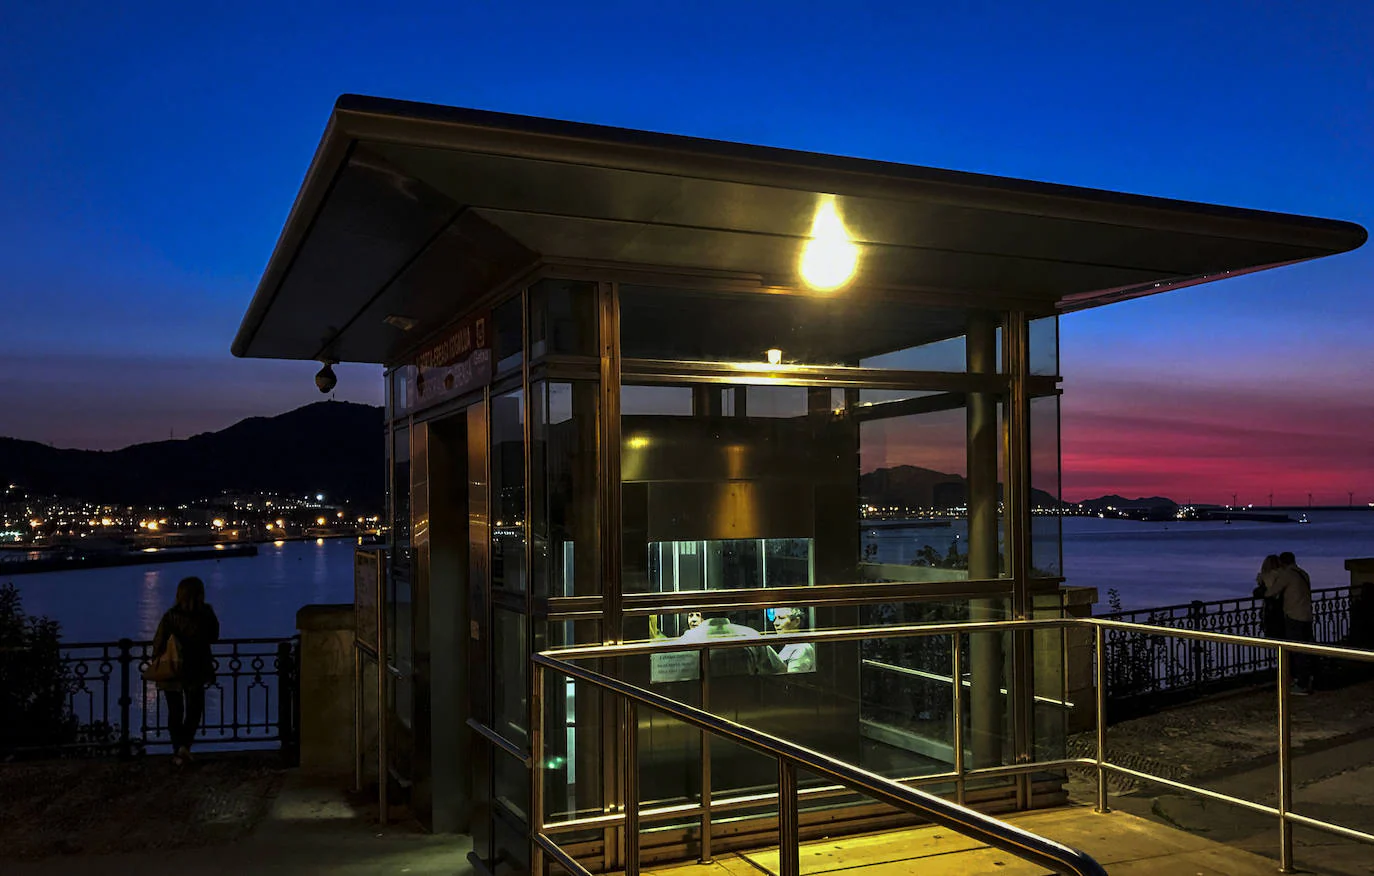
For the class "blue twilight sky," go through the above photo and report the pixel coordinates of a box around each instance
[0,1,1370,503]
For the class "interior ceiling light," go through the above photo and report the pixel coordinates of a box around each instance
[799,195,859,291]
[384,314,418,331]
[766,348,783,365]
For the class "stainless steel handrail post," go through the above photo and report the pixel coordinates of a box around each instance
[353,645,363,792]
[378,651,388,824]
[1277,646,1293,873]
[625,697,640,876]
[951,631,966,804]
[778,759,800,876]
[531,661,546,876]
[699,647,713,862]
[1094,624,1108,814]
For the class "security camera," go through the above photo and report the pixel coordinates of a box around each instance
[315,362,337,394]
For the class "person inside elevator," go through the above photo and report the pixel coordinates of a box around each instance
[770,607,816,673]
[677,611,784,675]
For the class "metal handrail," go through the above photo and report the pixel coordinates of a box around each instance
[532,615,1374,875]
[861,657,1076,708]
[1094,585,1349,620]
[532,650,1108,876]
[544,614,1374,662]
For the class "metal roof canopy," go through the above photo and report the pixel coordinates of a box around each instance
[232,94,1366,365]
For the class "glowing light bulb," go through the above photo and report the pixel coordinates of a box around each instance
[799,196,859,291]
[766,348,783,365]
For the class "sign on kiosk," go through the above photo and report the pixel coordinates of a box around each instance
[406,311,493,411]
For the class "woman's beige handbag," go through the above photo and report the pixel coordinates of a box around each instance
[142,635,182,683]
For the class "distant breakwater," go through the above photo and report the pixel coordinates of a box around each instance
[0,544,259,575]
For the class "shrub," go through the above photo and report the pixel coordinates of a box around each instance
[0,583,79,753]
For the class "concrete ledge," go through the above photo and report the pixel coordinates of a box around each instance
[297,604,354,632]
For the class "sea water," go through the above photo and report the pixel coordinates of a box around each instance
[7,512,1372,640]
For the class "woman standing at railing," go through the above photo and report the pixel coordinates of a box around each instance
[151,576,220,766]
[1254,555,1286,639]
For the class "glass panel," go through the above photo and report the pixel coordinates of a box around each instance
[387,367,410,421]
[622,383,848,595]
[388,427,413,725]
[623,382,1010,593]
[628,670,704,810]
[494,749,530,822]
[622,384,693,416]
[530,278,598,358]
[616,598,1014,805]
[492,606,528,745]
[859,394,1009,581]
[532,381,600,597]
[1031,394,1063,578]
[1029,315,1059,377]
[619,283,1003,372]
[494,295,523,374]
[538,620,604,824]
[645,538,814,596]
[491,389,526,593]
[857,599,1010,774]
[491,799,529,871]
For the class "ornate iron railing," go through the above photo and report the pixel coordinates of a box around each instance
[1095,587,1351,707]
[1,636,300,760]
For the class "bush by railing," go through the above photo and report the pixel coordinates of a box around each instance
[1095,586,1352,709]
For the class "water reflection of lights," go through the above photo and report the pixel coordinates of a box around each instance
[138,570,163,642]
[316,538,325,546]
[274,539,285,547]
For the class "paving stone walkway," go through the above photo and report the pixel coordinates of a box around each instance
[1068,676,1374,874]
[3,760,470,876]
[0,752,285,860]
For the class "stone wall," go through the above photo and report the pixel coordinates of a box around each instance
[296,604,378,778]
[1060,586,1099,734]
[1345,558,1374,648]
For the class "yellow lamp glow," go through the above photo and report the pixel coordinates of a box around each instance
[765,348,783,365]
[799,196,859,291]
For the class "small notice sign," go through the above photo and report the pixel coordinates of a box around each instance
[354,548,383,654]
[650,650,700,684]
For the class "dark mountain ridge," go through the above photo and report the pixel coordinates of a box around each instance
[5,403,1173,516]
[0,402,385,509]
[859,464,1061,509]
[1075,494,1179,511]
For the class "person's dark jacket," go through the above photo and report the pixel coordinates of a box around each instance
[152,604,221,688]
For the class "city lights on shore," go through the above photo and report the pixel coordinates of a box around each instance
[2,487,385,551]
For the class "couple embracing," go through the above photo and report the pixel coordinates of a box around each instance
[1255,552,1314,695]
